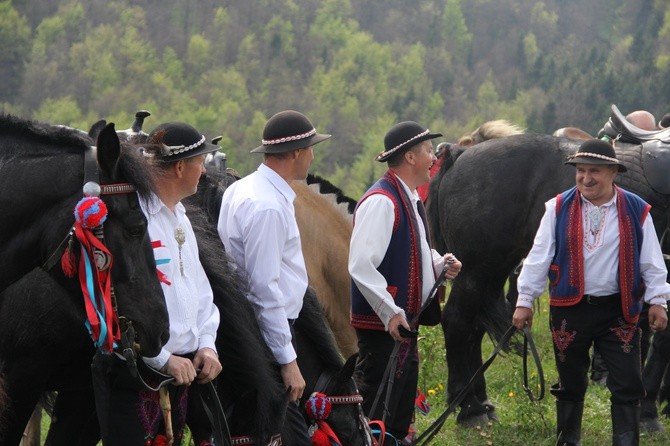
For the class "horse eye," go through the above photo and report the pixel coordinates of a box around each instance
[125,224,145,238]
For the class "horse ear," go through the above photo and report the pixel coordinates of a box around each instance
[336,353,359,386]
[88,119,107,140]
[97,123,121,177]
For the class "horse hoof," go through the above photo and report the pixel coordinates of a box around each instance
[486,409,500,422]
[640,417,666,433]
[457,413,490,428]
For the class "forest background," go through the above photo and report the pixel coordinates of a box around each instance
[1,0,670,198]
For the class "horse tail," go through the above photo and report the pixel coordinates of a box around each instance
[427,143,466,254]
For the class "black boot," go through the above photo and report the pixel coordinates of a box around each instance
[611,404,640,446]
[556,400,583,446]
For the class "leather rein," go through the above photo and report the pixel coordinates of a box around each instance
[409,325,544,445]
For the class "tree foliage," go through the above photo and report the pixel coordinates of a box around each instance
[3,0,670,198]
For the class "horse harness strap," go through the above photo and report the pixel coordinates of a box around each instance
[409,326,544,446]
[42,145,136,271]
[308,372,372,446]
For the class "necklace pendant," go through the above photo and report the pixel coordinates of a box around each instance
[175,226,186,276]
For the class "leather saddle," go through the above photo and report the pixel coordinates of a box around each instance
[600,104,670,195]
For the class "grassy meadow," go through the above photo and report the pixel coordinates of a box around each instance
[413,299,670,445]
[38,296,670,445]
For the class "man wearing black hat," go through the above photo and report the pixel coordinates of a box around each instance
[512,139,670,445]
[217,110,330,445]
[349,121,462,445]
[93,122,222,445]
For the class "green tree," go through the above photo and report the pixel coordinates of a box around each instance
[0,1,31,103]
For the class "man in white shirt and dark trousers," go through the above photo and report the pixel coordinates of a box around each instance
[218,110,331,445]
[512,139,670,446]
[349,121,462,445]
[93,122,222,445]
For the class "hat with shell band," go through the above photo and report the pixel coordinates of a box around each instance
[147,122,218,161]
[565,138,627,172]
[376,121,442,162]
[251,110,331,154]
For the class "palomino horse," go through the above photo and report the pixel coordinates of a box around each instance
[292,176,358,358]
[0,115,169,445]
[426,113,670,427]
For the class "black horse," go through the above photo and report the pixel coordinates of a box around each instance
[0,114,169,444]
[188,166,371,445]
[427,129,670,426]
[12,151,369,445]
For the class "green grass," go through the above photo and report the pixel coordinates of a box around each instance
[414,302,670,445]
[37,299,670,445]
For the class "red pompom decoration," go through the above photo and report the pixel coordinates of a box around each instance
[153,435,168,446]
[74,196,108,229]
[305,392,332,421]
[310,425,332,446]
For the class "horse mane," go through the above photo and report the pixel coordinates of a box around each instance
[306,173,357,216]
[0,114,91,153]
[294,288,344,371]
[457,119,525,147]
[0,114,155,201]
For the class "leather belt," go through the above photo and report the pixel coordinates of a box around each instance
[584,293,620,305]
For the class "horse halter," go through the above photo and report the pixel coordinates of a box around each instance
[42,146,138,357]
[307,374,375,446]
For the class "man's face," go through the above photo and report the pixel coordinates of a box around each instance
[411,140,437,184]
[575,163,617,206]
[182,153,207,197]
[294,146,314,180]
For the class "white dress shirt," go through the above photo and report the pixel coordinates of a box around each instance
[517,192,670,308]
[348,176,445,329]
[141,193,220,370]
[218,163,308,365]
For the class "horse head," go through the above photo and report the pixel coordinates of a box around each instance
[0,115,168,358]
[306,353,373,446]
[91,123,169,356]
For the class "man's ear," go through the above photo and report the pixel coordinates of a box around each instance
[173,159,185,178]
[404,150,415,165]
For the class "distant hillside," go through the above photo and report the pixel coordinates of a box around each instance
[2,0,668,196]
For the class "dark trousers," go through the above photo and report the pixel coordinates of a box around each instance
[92,352,192,446]
[549,295,645,405]
[355,328,418,440]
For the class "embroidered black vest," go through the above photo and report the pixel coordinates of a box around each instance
[549,185,650,323]
[350,171,423,331]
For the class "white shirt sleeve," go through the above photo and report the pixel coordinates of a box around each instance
[243,207,296,365]
[348,194,405,329]
[516,199,557,309]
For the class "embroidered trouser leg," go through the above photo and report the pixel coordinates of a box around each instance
[549,296,644,405]
[355,328,418,441]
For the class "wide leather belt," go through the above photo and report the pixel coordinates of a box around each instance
[584,293,620,305]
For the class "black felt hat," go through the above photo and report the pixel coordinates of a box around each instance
[251,110,331,154]
[565,139,627,172]
[376,121,442,162]
[147,122,218,161]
